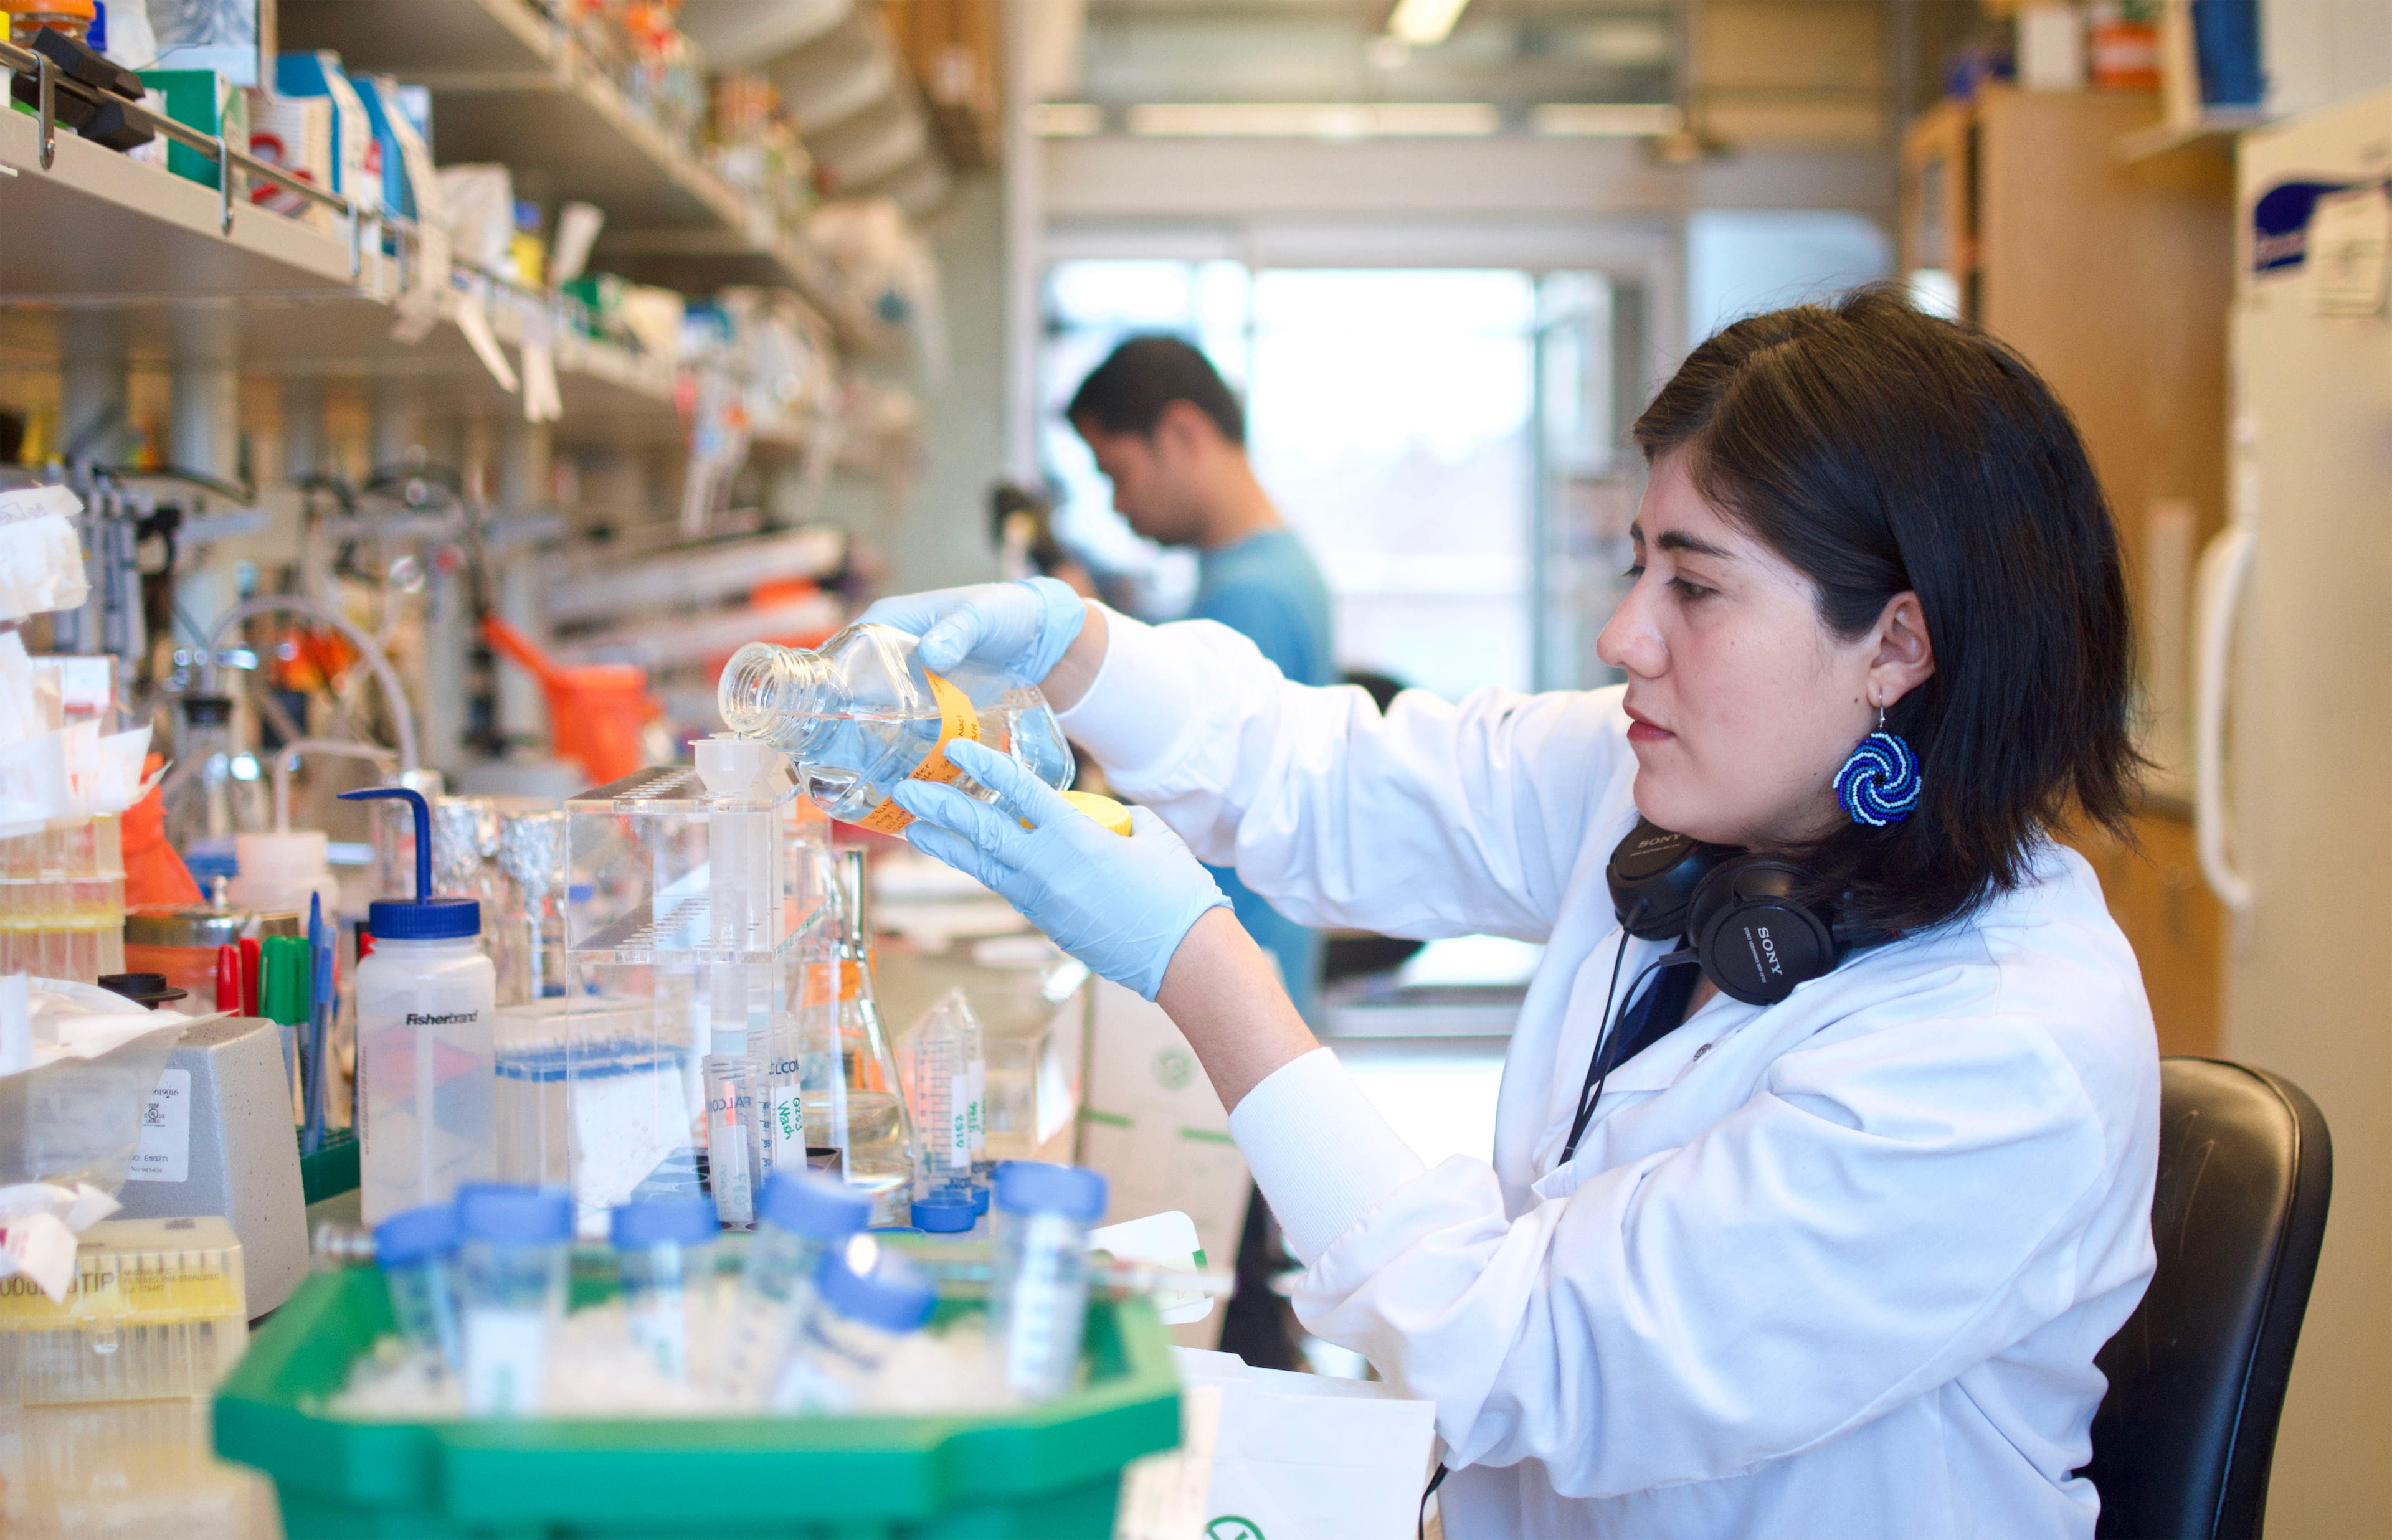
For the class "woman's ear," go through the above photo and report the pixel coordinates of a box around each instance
[1869,592,1935,707]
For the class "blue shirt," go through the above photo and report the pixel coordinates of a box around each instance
[1190,528,1335,1023]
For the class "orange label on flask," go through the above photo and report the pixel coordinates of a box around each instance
[855,671,979,835]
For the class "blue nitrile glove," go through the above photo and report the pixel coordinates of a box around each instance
[893,737,1228,1001]
[855,577,1087,681]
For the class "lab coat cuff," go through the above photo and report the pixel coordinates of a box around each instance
[1053,605,1203,783]
[1229,1047,1428,1265]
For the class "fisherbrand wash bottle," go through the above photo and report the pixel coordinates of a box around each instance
[343,787,497,1225]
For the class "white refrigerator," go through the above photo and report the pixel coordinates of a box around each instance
[2203,83,2392,1538]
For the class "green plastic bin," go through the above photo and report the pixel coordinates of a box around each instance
[214,1267,1182,1539]
[297,1127,359,1206]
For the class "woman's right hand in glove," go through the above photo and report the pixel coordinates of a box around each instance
[857,576,1089,683]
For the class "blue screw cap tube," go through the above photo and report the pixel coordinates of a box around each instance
[772,1245,937,1412]
[713,1172,873,1407]
[453,1183,572,1416]
[374,1202,462,1373]
[611,1198,718,1383]
[993,1163,1108,1399]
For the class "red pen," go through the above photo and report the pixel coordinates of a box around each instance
[239,936,262,1017]
[214,945,241,1012]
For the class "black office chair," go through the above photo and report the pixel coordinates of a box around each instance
[2084,1058,2333,1540]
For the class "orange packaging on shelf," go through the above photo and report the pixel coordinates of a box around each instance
[699,577,841,683]
[121,752,202,910]
[2089,16,2162,89]
[480,613,661,787]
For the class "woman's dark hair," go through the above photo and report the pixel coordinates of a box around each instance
[1630,283,2138,935]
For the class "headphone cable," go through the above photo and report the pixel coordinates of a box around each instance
[1560,949,1681,1165]
[1559,902,1643,1168]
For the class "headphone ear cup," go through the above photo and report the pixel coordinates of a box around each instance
[1608,819,1740,940]
[1688,857,1839,1006]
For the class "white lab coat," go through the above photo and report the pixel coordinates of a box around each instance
[1053,608,2161,1540]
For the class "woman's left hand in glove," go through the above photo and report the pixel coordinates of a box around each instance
[892,737,1228,1002]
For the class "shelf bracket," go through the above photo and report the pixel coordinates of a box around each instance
[34,52,54,170]
[216,135,233,234]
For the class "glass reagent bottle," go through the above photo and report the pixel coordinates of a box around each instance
[716,623,1073,834]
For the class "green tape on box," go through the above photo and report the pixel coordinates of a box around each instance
[136,68,245,189]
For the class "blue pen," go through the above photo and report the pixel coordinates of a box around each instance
[303,893,335,1155]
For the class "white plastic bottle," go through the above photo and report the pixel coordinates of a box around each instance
[228,828,342,921]
[341,787,497,1226]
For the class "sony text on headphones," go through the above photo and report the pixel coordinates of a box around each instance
[1605,818,1884,1006]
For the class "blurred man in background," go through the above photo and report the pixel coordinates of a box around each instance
[1068,334,1334,1026]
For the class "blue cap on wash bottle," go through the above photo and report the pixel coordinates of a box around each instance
[338,787,482,940]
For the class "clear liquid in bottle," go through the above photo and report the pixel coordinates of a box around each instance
[717,623,1073,832]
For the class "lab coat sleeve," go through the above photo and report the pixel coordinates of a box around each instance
[1231,1007,2120,1498]
[1055,606,1629,940]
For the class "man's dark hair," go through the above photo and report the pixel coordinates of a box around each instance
[1633,283,2139,936]
[1068,334,1245,445]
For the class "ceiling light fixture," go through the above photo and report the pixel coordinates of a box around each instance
[1031,102,1104,136]
[1531,103,1685,137]
[1126,103,1499,138]
[1385,0,1471,47]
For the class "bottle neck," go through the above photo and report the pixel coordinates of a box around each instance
[717,643,830,753]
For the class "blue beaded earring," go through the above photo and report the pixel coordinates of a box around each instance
[1835,699,1922,827]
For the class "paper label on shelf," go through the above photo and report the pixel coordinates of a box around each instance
[126,1068,192,1184]
[521,308,562,425]
[2312,185,2391,317]
[453,287,520,394]
[855,673,981,835]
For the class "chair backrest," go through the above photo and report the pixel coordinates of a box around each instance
[2086,1057,2333,1540]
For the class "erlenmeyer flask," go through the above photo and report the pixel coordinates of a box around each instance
[794,849,914,1225]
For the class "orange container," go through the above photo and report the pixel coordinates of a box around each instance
[481,615,661,787]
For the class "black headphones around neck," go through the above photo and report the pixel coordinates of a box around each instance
[1605,818,1887,1006]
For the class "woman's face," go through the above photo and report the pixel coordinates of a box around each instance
[1594,453,1932,850]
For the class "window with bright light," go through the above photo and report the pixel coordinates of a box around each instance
[1042,261,1544,701]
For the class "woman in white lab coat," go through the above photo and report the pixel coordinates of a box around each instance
[868,287,2160,1539]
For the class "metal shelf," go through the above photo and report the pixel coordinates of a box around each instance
[2115,108,2269,163]
[0,109,679,442]
[0,296,680,440]
[278,0,832,303]
[0,105,371,301]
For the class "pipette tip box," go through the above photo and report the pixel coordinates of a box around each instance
[0,1214,247,1407]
